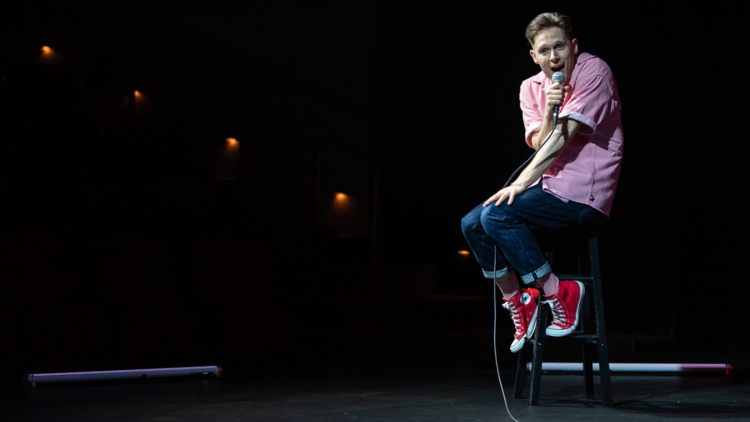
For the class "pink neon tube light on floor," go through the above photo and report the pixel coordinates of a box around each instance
[528,363,731,374]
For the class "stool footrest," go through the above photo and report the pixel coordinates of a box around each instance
[556,275,594,282]
[568,334,599,340]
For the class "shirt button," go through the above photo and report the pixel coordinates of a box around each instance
[590,195,595,201]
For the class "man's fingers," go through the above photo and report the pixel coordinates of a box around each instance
[484,193,499,207]
[494,192,508,207]
[486,186,524,207]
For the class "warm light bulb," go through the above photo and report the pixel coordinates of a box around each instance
[226,138,238,145]
[335,193,347,201]
[458,250,470,256]
[134,90,142,98]
[41,46,51,53]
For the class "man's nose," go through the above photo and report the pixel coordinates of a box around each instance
[550,50,559,61]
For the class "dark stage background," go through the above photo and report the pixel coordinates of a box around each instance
[0,1,746,378]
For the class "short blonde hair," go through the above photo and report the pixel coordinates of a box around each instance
[525,13,573,47]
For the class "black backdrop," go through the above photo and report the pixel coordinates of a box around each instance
[0,0,747,376]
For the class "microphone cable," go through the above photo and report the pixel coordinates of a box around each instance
[493,247,522,422]
[502,68,563,190]
[501,119,558,190]
[492,119,558,421]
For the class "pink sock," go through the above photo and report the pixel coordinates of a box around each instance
[496,273,520,300]
[538,272,559,297]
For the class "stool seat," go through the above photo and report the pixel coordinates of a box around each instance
[512,230,614,407]
[537,221,603,239]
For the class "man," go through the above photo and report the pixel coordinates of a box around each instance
[460,12,623,352]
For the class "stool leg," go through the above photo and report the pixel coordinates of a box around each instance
[576,238,595,400]
[582,341,595,399]
[589,236,613,407]
[513,345,526,399]
[581,289,595,399]
[529,299,548,406]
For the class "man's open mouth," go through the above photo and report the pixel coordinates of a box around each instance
[551,64,564,72]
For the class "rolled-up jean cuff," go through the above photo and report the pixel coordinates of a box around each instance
[520,261,552,284]
[483,267,510,279]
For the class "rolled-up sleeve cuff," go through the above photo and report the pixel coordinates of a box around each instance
[525,122,542,148]
[559,111,597,132]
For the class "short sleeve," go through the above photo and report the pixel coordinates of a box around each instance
[559,73,619,133]
[520,80,543,148]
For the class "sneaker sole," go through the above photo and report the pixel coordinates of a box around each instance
[510,337,525,353]
[525,299,539,340]
[545,280,585,337]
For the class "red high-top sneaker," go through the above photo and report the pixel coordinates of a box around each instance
[544,280,585,337]
[502,287,540,352]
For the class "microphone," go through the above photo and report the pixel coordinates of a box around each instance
[552,71,564,125]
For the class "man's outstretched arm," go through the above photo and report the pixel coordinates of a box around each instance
[483,117,581,207]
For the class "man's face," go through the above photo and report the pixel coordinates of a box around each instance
[529,27,578,84]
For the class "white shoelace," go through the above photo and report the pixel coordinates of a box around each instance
[543,297,567,326]
[501,301,523,333]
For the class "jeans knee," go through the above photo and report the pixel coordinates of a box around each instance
[479,206,494,229]
[480,205,513,230]
[460,212,477,235]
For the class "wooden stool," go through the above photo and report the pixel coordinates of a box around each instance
[513,228,614,406]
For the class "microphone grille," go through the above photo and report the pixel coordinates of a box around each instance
[552,71,564,84]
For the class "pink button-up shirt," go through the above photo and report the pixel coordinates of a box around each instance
[519,52,623,217]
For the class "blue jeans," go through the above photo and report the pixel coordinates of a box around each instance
[461,184,606,284]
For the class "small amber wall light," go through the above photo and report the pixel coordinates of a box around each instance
[40,46,56,61]
[333,193,351,210]
[458,250,470,256]
[226,138,239,146]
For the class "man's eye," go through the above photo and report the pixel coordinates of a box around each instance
[555,44,564,50]
[540,49,548,54]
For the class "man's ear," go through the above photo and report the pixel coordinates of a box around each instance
[571,38,578,55]
[530,49,539,64]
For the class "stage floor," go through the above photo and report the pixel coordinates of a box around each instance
[3,364,749,422]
